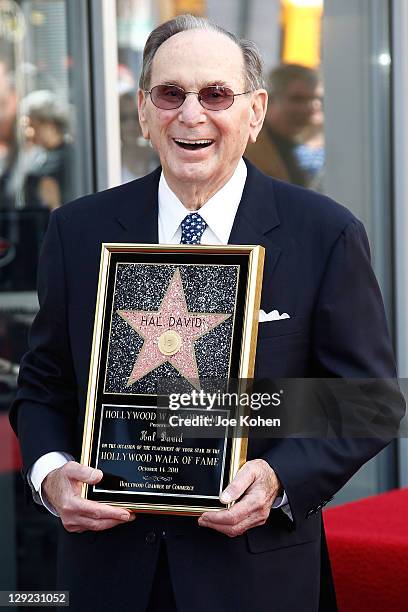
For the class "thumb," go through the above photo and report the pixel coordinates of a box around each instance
[65,462,103,484]
[220,463,256,504]
[84,467,103,484]
[219,482,242,504]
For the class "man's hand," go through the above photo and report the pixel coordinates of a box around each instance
[42,461,135,533]
[198,459,281,537]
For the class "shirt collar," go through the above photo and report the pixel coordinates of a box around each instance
[158,158,247,244]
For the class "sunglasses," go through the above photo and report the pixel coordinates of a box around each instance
[144,84,252,111]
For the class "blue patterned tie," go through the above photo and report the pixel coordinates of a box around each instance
[180,213,207,244]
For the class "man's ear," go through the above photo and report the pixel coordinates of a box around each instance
[137,89,150,140]
[248,89,268,144]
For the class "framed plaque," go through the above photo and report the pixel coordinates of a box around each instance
[81,244,264,515]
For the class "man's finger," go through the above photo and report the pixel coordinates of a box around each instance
[68,498,134,522]
[219,462,257,504]
[201,486,261,526]
[65,514,136,533]
[200,512,264,538]
[63,461,103,484]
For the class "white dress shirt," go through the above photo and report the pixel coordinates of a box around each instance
[158,157,247,245]
[29,157,291,518]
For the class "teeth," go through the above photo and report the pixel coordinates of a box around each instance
[174,138,213,144]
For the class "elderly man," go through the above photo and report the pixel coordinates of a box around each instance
[10,14,402,612]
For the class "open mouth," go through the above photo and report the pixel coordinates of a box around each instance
[173,138,214,151]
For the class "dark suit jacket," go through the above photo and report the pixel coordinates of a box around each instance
[10,160,404,612]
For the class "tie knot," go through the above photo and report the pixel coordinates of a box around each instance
[180,213,207,244]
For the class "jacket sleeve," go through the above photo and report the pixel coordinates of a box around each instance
[261,219,405,528]
[9,210,78,475]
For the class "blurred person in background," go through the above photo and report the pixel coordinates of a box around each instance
[118,63,158,182]
[0,81,71,290]
[0,63,60,594]
[0,61,18,208]
[20,90,73,210]
[245,63,324,188]
[294,80,325,190]
[120,89,158,182]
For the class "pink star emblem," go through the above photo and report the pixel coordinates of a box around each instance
[117,268,231,387]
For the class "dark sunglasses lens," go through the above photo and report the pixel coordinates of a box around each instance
[151,85,185,109]
[200,86,234,109]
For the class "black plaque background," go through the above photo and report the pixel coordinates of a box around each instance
[94,405,230,500]
[86,250,249,510]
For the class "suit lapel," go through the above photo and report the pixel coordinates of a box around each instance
[114,167,161,243]
[229,160,282,310]
[112,162,281,310]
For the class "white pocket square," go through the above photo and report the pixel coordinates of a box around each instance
[259,309,290,322]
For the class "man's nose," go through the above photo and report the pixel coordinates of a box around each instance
[178,93,206,125]
[307,95,323,112]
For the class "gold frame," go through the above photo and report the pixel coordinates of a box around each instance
[81,243,264,515]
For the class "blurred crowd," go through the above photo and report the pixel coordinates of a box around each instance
[0,59,324,292]
[0,59,324,212]
[0,61,72,212]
